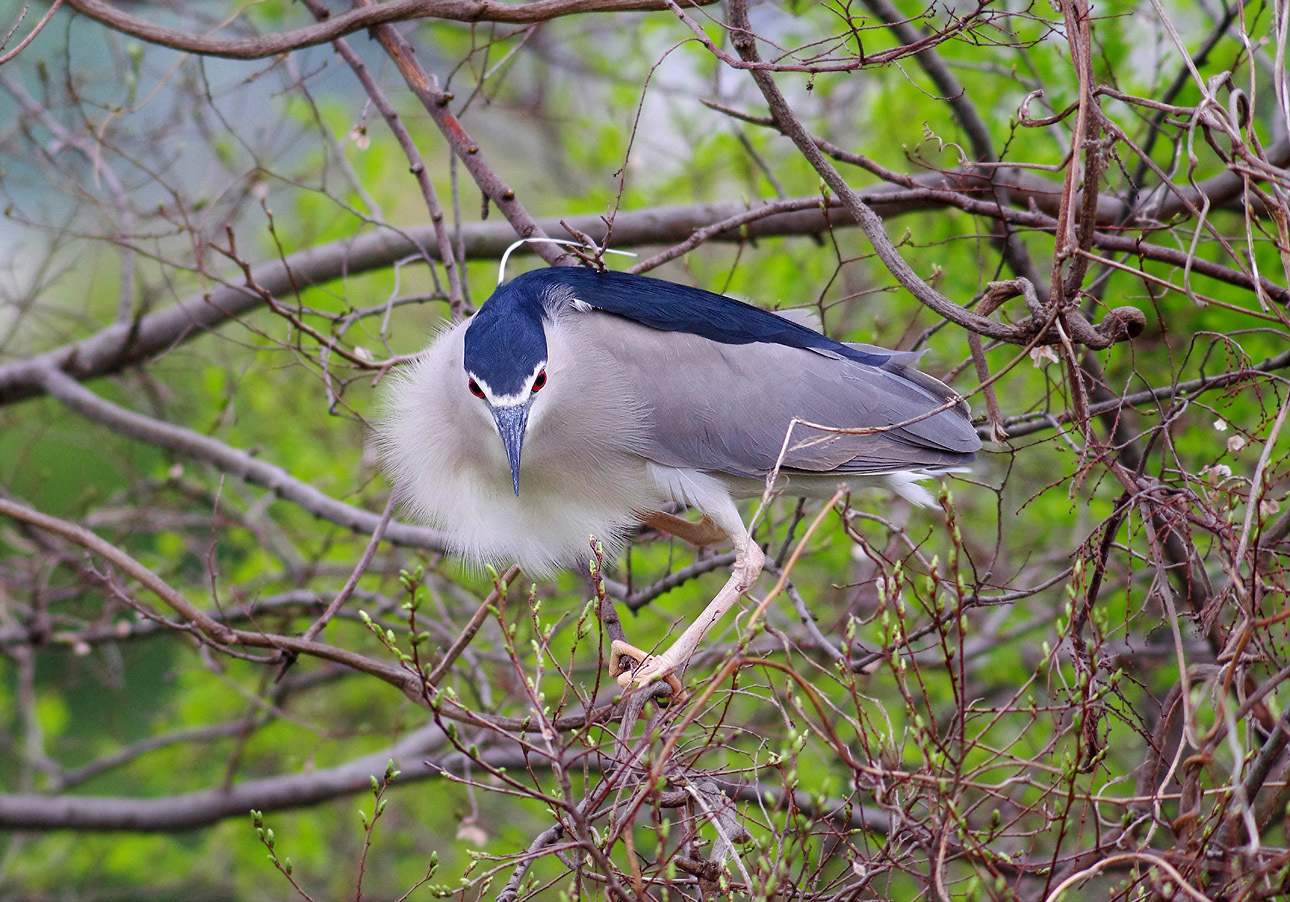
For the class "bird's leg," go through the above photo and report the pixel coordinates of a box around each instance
[614,529,765,691]
[639,510,729,547]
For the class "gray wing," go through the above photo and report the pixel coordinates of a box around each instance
[567,311,980,478]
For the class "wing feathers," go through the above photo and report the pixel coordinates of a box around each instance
[561,311,980,480]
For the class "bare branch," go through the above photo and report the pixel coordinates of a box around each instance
[0,0,63,65]
[63,0,707,60]
[34,367,448,551]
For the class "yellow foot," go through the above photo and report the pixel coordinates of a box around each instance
[610,639,687,705]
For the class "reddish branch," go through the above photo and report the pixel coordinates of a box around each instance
[351,0,566,268]
[721,0,1141,353]
[0,495,621,737]
[299,0,465,317]
[62,0,709,60]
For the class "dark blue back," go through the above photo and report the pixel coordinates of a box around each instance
[512,267,890,366]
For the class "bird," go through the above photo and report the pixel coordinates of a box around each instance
[377,266,980,695]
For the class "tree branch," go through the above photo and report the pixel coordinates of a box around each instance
[5,177,1230,408]
[0,724,458,831]
[63,0,707,60]
[33,367,448,551]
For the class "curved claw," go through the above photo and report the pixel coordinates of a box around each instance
[610,639,687,704]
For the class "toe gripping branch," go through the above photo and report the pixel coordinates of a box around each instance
[610,639,688,707]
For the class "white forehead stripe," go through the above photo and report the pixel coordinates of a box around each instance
[467,360,546,407]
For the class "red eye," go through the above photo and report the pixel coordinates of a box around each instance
[531,371,547,393]
[468,379,484,398]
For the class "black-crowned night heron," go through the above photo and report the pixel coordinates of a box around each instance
[379,267,979,694]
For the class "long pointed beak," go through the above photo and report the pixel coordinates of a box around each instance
[489,404,530,496]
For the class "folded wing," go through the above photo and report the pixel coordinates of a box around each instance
[564,310,980,479]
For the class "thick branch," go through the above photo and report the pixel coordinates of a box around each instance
[0,725,462,831]
[0,724,890,836]
[64,0,704,60]
[35,367,448,551]
[8,156,1284,408]
[0,185,1145,407]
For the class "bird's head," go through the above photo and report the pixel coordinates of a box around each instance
[462,284,550,496]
